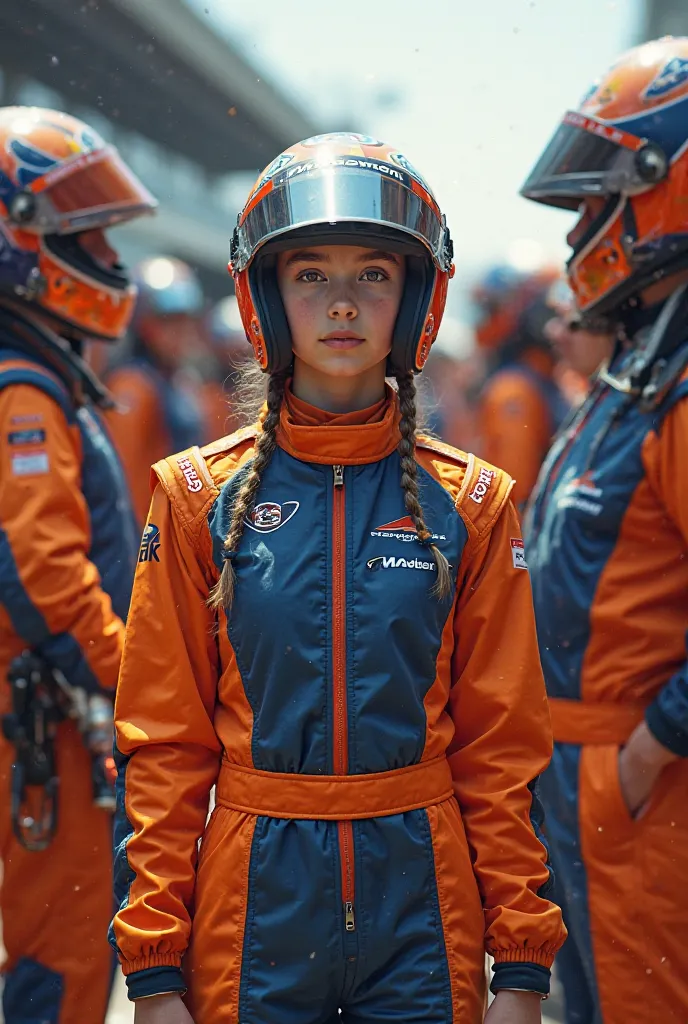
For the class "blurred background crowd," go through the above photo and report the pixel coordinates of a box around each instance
[0,0,681,530]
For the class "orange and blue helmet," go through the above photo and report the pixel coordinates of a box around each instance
[0,106,156,340]
[520,37,688,316]
[229,132,455,375]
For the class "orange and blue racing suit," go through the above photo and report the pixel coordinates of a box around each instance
[106,356,206,526]
[0,319,139,1023]
[110,384,566,1023]
[480,347,569,511]
[526,343,688,1023]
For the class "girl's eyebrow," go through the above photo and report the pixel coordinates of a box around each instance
[284,250,329,266]
[357,250,399,265]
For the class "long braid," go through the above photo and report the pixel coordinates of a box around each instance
[395,372,452,599]
[208,370,289,610]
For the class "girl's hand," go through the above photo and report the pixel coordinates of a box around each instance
[484,990,542,1024]
[134,993,194,1023]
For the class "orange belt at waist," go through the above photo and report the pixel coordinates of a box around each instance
[215,755,454,820]
[549,697,646,745]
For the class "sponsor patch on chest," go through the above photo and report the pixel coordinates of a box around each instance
[367,554,436,572]
[245,500,299,533]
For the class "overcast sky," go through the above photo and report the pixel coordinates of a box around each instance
[191,0,642,297]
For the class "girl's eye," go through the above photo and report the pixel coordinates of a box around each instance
[360,269,388,283]
[298,270,326,283]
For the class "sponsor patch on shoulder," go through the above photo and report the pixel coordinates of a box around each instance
[177,455,203,493]
[11,452,49,476]
[511,538,528,570]
[469,466,495,504]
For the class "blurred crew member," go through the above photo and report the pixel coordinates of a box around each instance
[473,265,570,510]
[106,256,206,525]
[522,36,688,1023]
[0,106,155,1023]
[199,294,249,440]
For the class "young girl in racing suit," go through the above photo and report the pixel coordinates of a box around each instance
[110,134,566,1024]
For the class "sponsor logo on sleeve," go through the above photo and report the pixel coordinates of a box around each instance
[245,501,299,534]
[138,523,161,563]
[11,452,49,476]
[8,428,46,446]
[511,538,528,570]
[469,467,495,504]
[177,456,203,493]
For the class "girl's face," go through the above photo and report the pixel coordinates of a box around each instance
[277,244,405,380]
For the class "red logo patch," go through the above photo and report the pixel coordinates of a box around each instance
[374,516,417,533]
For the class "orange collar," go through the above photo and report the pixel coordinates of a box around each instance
[276,382,401,465]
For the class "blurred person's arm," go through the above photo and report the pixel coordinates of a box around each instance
[479,373,550,510]
[106,367,162,526]
[0,384,125,691]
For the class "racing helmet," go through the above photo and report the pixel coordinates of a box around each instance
[520,37,688,316]
[229,132,455,375]
[132,256,204,326]
[0,106,157,339]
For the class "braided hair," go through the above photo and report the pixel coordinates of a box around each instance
[395,371,452,599]
[210,369,451,610]
[208,369,289,610]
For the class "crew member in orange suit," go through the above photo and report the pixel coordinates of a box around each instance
[521,35,688,1024]
[0,106,156,1023]
[473,267,570,510]
[106,256,207,525]
[110,133,565,1024]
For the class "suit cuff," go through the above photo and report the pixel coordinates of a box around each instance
[126,966,186,1001]
[490,962,550,996]
[645,700,688,757]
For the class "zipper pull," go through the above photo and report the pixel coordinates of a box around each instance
[333,464,344,488]
[344,900,356,931]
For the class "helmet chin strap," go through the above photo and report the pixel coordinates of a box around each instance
[596,281,688,408]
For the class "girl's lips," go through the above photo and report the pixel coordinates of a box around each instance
[320,333,365,350]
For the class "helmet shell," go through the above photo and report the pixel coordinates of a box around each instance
[230,132,454,374]
[0,106,156,339]
[521,37,688,315]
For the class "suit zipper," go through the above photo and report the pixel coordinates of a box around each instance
[332,463,355,933]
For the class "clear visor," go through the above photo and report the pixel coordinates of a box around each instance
[233,159,450,272]
[28,146,157,234]
[520,112,648,210]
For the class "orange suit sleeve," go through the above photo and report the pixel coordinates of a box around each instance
[110,477,221,999]
[641,390,688,755]
[480,372,551,510]
[0,384,125,691]
[106,367,162,526]
[449,486,566,990]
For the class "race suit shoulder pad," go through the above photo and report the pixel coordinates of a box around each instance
[416,435,470,465]
[151,445,220,534]
[454,454,515,539]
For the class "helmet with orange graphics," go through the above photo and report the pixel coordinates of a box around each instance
[520,37,688,317]
[229,132,455,375]
[0,106,156,340]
